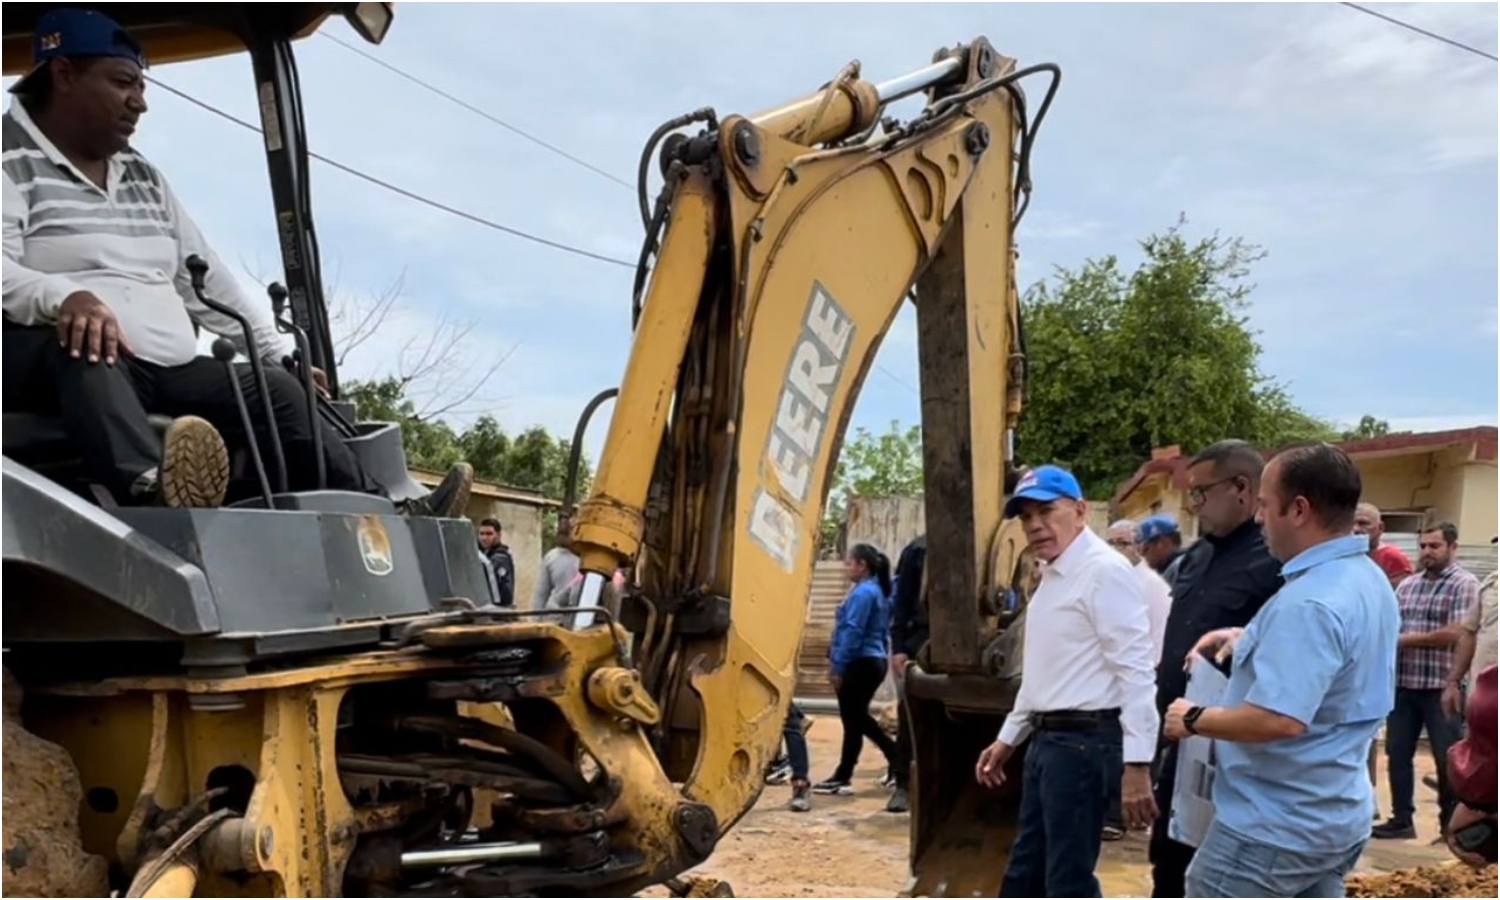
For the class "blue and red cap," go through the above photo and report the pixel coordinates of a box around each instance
[10,8,147,95]
[1004,465,1084,518]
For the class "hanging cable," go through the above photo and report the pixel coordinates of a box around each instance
[146,76,635,269]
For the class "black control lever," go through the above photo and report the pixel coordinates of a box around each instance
[184,254,288,494]
[268,283,326,490]
[212,338,274,508]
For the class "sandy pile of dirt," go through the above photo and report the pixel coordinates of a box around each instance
[2,669,110,898]
[1345,863,1496,898]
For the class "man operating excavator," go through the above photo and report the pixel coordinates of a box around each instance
[1,7,471,514]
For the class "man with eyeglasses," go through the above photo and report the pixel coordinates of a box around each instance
[1149,440,1282,898]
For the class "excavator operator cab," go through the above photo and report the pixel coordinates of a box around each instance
[1,3,497,683]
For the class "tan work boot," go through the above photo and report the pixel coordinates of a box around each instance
[154,415,230,508]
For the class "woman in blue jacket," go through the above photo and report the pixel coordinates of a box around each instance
[815,543,900,795]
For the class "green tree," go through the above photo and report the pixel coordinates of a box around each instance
[1016,217,1335,495]
[1341,414,1391,441]
[344,377,590,502]
[821,420,924,550]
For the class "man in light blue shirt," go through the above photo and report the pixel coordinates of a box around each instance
[1163,441,1399,898]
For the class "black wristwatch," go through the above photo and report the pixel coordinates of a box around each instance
[1183,705,1207,736]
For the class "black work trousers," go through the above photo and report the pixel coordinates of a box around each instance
[832,656,898,782]
[3,325,373,499]
[1387,687,1463,826]
[894,679,913,790]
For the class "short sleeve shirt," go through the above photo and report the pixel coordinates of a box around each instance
[1396,565,1480,690]
[1463,573,1498,679]
[1212,536,1399,854]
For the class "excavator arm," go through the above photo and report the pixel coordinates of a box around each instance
[568,38,1058,895]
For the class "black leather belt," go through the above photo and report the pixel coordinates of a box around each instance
[1030,708,1121,732]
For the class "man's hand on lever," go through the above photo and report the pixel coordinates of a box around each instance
[57,291,131,365]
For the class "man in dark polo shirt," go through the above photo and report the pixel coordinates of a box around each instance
[1150,440,1282,898]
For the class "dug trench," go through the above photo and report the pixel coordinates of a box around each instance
[649,711,1494,898]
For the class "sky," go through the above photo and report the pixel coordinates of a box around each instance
[7,2,1497,465]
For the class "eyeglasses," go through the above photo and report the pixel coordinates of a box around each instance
[1107,538,1135,549]
[1188,477,1241,505]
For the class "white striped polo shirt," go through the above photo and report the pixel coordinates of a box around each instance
[2,99,288,366]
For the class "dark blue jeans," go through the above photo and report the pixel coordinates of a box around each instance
[1387,687,1462,824]
[1001,722,1123,898]
[783,702,810,782]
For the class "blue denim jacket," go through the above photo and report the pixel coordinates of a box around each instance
[830,576,891,676]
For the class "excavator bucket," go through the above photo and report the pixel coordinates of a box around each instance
[904,690,1023,898]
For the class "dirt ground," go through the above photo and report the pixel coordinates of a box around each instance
[1,669,110,898]
[661,713,1491,898]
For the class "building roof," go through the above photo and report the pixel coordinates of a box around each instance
[1110,445,1193,509]
[1335,426,1497,462]
[1110,426,1499,509]
[410,469,560,508]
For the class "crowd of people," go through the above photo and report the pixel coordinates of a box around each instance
[766,438,1497,899]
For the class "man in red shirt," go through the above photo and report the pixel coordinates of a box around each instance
[1355,503,1414,588]
[1354,502,1414,817]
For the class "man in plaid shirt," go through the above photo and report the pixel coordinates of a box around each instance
[1373,522,1480,841]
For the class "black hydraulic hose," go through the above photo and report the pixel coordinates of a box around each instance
[563,388,619,514]
[637,108,716,231]
[269,282,326,490]
[632,166,684,329]
[212,338,274,507]
[185,254,288,494]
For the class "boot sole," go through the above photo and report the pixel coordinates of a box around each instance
[445,463,474,518]
[160,416,229,508]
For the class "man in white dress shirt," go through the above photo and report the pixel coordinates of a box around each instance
[977,465,1160,897]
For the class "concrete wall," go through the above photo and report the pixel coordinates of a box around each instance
[1459,463,1498,541]
[1354,447,1496,542]
[845,496,925,557]
[1110,472,1199,539]
[846,493,1113,561]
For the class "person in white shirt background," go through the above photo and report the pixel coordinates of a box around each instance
[976,465,1160,898]
[1106,518,1173,666]
[1101,518,1173,842]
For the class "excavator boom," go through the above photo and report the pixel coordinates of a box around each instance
[570,38,1057,895]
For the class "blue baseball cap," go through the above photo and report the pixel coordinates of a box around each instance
[1004,465,1084,518]
[9,8,147,95]
[1136,514,1181,544]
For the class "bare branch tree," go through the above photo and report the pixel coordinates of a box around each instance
[238,257,510,423]
[331,270,402,367]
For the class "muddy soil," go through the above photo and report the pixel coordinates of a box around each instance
[1346,864,1497,898]
[1,668,110,898]
[654,713,1468,898]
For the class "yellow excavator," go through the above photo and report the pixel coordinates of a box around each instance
[2,4,1055,897]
